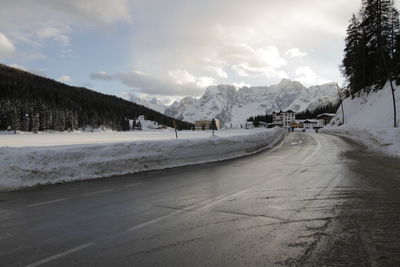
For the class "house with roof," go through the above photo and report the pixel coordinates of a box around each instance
[194,119,220,130]
[303,119,324,129]
[272,110,296,127]
[316,113,336,125]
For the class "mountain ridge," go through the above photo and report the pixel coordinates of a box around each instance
[129,79,339,127]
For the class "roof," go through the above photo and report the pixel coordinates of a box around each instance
[272,110,295,115]
[303,119,319,123]
[316,113,336,118]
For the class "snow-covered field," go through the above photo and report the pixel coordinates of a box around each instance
[0,128,286,191]
[0,129,265,147]
[322,81,400,157]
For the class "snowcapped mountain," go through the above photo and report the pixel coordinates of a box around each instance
[129,79,339,127]
[126,94,167,113]
[165,79,339,127]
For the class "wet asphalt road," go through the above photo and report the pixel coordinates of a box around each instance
[1,132,400,266]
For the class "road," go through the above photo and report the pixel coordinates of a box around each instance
[1,132,400,266]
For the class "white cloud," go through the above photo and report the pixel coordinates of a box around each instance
[0,0,132,25]
[0,0,132,60]
[53,0,132,24]
[90,71,114,81]
[0,0,361,97]
[58,75,71,82]
[37,26,71,47]
[232,63,288,79]
[125,0,359,90]
[168,69,215,89]
[294,66,330,86]
[233,81,250,88]
[216,44,287,78]
[285,48,307,58]
[112,69,214,96]
[213,67,228,79]
[0,32,15,59]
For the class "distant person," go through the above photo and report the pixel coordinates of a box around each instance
[315,128,319,133]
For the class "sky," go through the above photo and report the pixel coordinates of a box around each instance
[0,0,382,104]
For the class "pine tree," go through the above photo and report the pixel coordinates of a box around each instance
[32,113,39,133]
[342,14,365,94]
[343,0,400,126]
[23,113,30,132]
[11,106,20,133]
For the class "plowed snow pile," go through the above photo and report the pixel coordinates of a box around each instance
[0,128,285,191]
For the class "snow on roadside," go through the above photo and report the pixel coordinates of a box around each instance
[0,128,286,191]
[0,129,269,147]
[322,81,400,157]
[321,127,400,157]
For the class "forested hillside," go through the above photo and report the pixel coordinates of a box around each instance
[341,0,400,127]
[342,0,400,94]
[0,64,193,132]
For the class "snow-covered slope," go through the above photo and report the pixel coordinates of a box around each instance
[330,82,400,128]
[127,94,167,113]
[323,81,400,157]
[165,79,338,127]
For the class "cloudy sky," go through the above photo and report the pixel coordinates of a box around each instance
[0,0,374,103]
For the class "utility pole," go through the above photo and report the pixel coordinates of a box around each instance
[211,118,215,136]
[173,120,178,139]
[337,84,345,125]
[379,45,397,127]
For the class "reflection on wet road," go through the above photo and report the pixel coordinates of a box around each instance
[0,132,399,266]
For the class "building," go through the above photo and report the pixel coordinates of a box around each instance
[290,121,304,128]
[245,121,254,129]
[316,113,336,125]
[195,119,220,130]
[272,110,296,127]
[303,119,324,129]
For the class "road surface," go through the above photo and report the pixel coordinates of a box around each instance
[1,132,400,266]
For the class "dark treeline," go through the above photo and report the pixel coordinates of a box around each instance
[342,0,400,95]
[296,101,340,120]
[247,114,273,126]
[0,64,193,132]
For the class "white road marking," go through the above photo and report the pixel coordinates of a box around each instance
[269,134,287,152]
[25,242,95,267]
[303,134,322,163]
[127,211,182,232]
[83,189,113,196]
[125,182,144,187]
[27,198,67,208]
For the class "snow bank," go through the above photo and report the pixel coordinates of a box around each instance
[0,128,285,191]
[322,81,400,157]
[321,127,400,156]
